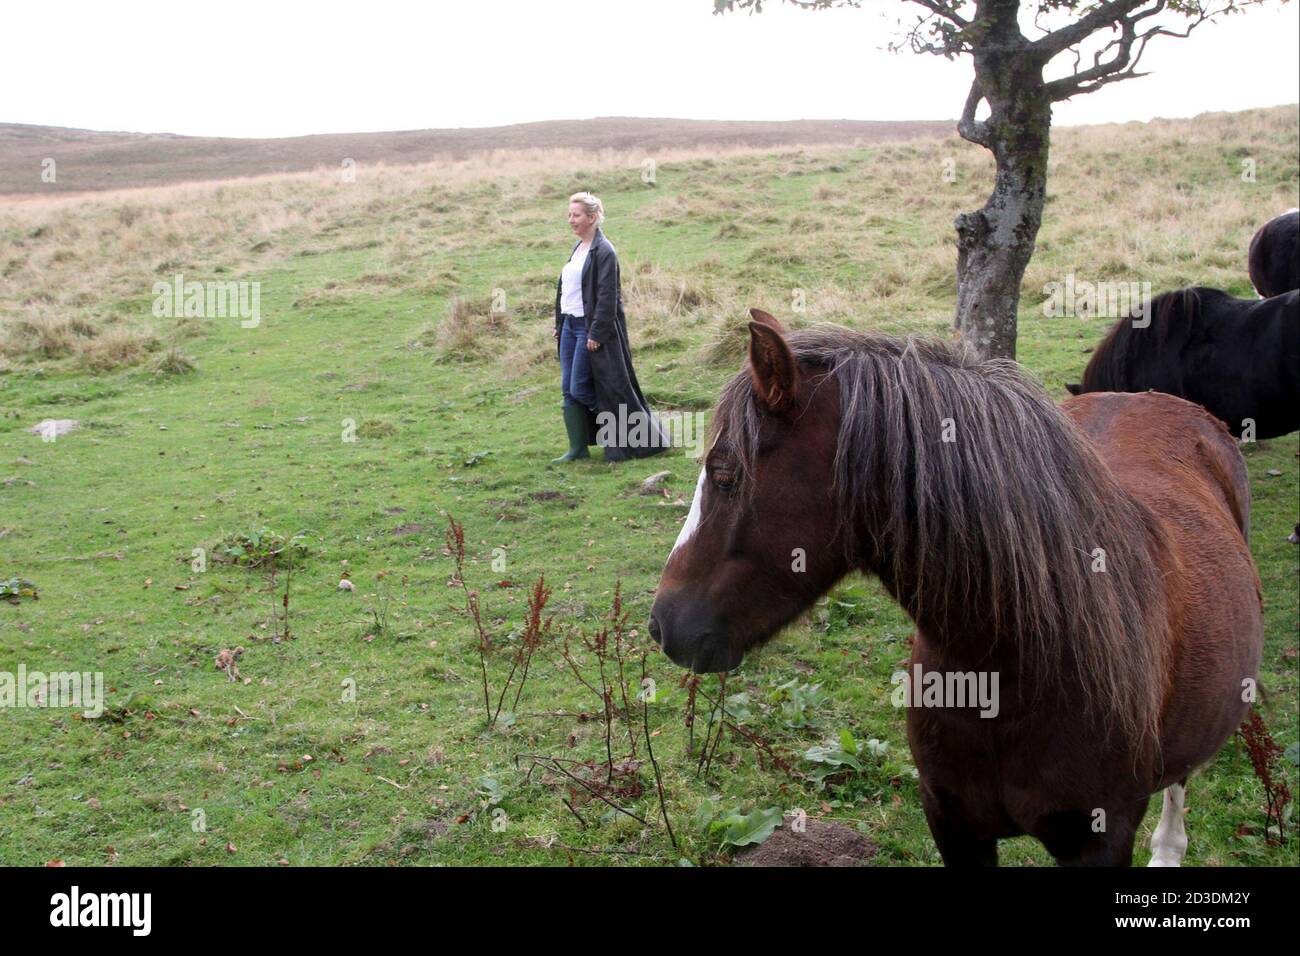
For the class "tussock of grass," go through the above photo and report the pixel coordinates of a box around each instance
[151,346,196,376]
[432,296,510,362]
[702,309,763,367]
[747,241,809,267]
[357,418,397,438]
[0,312,98,359]
[0,310,167,371]
[624,261,718,321]
[497,323,562,379]
[79,326,160,371]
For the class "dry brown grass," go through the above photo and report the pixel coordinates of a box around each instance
[0,139,867,371]
[1,118,952,195]
[2,105,1295,373]
[79,325,161,371]
[413,295,510,363]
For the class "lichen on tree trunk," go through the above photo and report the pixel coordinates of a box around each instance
[952,2,1052,362]
[954,109,1049,361]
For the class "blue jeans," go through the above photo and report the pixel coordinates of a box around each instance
[559,314,596,410]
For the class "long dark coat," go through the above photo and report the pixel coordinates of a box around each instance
[554,228,670,461]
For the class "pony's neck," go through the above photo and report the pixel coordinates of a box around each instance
[861,542,1014,668]
[821,343,1167,739]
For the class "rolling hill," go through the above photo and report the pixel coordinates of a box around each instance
[0,117,953,194]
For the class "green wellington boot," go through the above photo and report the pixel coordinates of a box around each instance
[550,403,591,463]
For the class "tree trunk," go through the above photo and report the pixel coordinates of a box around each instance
[953,141,1047,360]
[954,9,1052,361]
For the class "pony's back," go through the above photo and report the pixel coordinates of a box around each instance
[1249,209,1299,298]
[1069,287,1298,439]
[1063,390,1261,784]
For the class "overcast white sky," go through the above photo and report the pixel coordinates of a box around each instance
[4,0,1297,138]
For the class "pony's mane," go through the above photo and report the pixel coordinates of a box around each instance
[714,324,1169,748]
[1079,286,1230,391]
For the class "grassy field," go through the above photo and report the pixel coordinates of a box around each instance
[0,105,1296,866]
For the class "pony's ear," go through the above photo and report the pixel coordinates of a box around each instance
[749,307,786,334]
[1065,383,1082,396]
[747,310,798,414]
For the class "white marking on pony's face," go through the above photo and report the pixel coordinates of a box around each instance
[670,468,707,558]
[1147,783,1188,867]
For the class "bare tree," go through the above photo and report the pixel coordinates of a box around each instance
[714,0,1272,359]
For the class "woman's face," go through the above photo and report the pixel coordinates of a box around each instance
[568,201,596,236]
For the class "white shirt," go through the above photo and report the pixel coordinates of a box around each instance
[560,242,590,317]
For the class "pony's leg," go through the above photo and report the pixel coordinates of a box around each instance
[1038,799,1147,866]
[1055,817,1141,866]
[1147,782,1189,867]
[919,784,999,866]
[927,816,999,866]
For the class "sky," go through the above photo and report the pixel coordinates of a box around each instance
[3,0,1297,138]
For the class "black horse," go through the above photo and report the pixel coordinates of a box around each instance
[1248,210,1299,298]
[1066,287,1299,440]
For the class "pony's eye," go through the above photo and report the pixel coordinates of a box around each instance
[710,470,736,492]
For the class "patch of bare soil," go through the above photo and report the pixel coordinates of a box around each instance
[736,818,878,867]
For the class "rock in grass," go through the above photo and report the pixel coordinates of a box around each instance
[29,419,79,439]
[641,470,673,493]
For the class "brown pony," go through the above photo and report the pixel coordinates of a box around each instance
[650,309,1263,866]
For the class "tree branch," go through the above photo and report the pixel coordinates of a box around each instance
[907,0,970,26]
[957,77,991,145]
[892,10,968,55]
[1044,0,1233,100]
[1032,0,1155,55]
[713,0,861,12]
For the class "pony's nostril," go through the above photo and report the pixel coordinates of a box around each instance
[648,615,663,647]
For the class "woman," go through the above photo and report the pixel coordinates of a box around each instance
[551,191,669,463]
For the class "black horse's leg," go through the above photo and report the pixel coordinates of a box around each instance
[920,783,999,866]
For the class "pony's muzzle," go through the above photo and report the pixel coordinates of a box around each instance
[649,595,741,674]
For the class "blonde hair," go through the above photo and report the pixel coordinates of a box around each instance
[569,191,605,227]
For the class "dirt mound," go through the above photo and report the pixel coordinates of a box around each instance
[736,818,878,867]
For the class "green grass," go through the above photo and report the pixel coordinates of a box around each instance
[0,108,1296,866]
